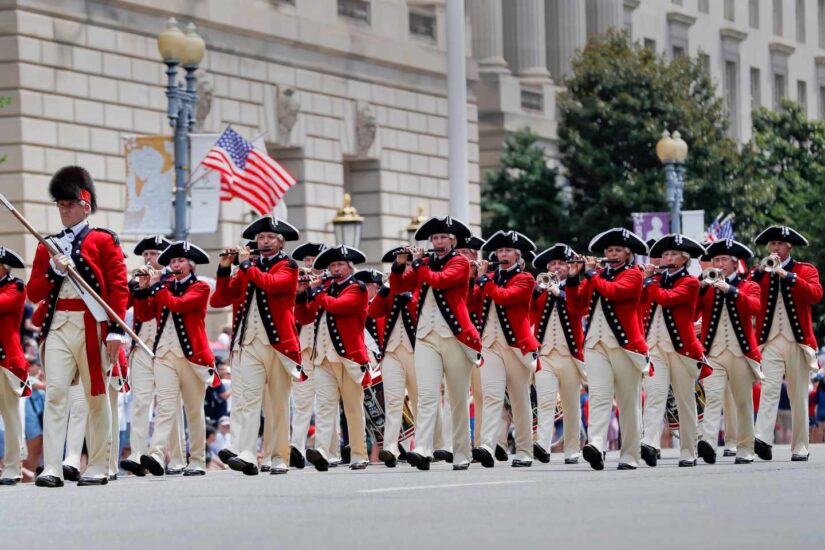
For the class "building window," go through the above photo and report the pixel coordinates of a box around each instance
[623,5,634,35]
[644,38,656,51]
[774,72,787,109]
[725,0,736,21]
[699,53,711,77]
[520,89,544,112]
[820,0,825,48]
[751,67,762,109]
[796,0,806,42]
[725,61,740,138]
[798,79,808,112]
[409,8,436,41]
[672,45,686,58]
[699,0,710,14]
[750,0,761,28]
[338,0,370,24]
[774,0,784,35]
[819,85,825,119]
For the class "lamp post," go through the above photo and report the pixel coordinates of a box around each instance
[406,204,427,245]
[331,193,364,248]
[655,130,688,233]
[157,18,206,241]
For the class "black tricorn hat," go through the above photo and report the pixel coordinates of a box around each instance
[134,235,172,255]
[291,242,328,261]
[705,239,754,260]
[481,230,537,253]
[313,245,367,270]
[382,245,406,263]
[0,246,25,269]
[754,225,808,246]
[242,216,300,241]
[588,228,648,255]
[353,269,384,285]
[157,241,211,266]
[455,235,485,251]
[49,166,96,213]
[648,234,706,259]
[533,244,575,269]
[413,216,472,241]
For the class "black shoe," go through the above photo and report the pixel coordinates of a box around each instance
[340,445,351,465]
[641,444,658,467]
[139,455,165,476]
[228,457,259,476]
[0,478,19,486]
[165,467,184,476]
[791,454,810,462]
[495,444,509,462]
[290,446,306,469]
[472,447,495,468]
[218,448,237,463]
[678,459,697,467]
[406,451,431,471]
[734,457,753,464]
[259,465,271,473]
[350,461,368,470]
[452,463,470,471]
[723,449,737,457]
[511,459,532,468]
[754,438,772,461]
[120,459,146,477]
[378,449,398,468]
[270,465,289,475]
[108,474,118,481]
[698,440,717,464]
[306,449,329,472]
[398,446,408,461]
[77,476,108,486]
[582,444,604,471]
[182,469,205,476]
[433,450,453,463]
[62,464,80,482]
[533,443,550,464]
[564,457,579,465]
[617,463,636,470]
[35,475,64,488]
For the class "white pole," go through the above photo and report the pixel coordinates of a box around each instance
[446,0,468,221]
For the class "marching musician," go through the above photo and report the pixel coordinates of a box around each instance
[392,216,482,471]
[296,245,370,471]
[751,226,823,461]
[530,244,587,465]
[696,240,763,464]
[473,230,540,468]
[356,269,386,365]
[213,217,303,476]
[0,247,30,486]
[29,166,128,488]
[136,241,216,477]
[121,236,187,477]
[640,234,709,468]
[567,228,648,471]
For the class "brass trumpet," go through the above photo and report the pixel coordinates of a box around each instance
[536,272,560,289]
[761,255,779,272]
[702,267,724,282]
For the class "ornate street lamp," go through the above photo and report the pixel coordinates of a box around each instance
[406,204,427,245]
[656,129,689,233]
[332,193,364,248]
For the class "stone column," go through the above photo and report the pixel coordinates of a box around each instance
[586,0,622,36]
[503,0,553,84]
[467,0,510,74]
[546,0,586,83]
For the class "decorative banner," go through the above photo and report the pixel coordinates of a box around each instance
[122,135,174,235]
[189,134,222,235]
[632,211,669,243]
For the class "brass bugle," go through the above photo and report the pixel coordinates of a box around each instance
[219,247,272,257]
[760,255,779,272]
[703,267,723,282]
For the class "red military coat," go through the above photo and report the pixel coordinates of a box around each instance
[751,258,823,350]
[295,275,370,366]
[643,269,705,361]
[476,266,540,356]
[389,251,481,353]
[698,275,762,364]
[0,276,30,392]
[368,285,418,357]
[28,225,128,396]
[568,264,648,355]
[530,278,587,361]
[211,252,302,368]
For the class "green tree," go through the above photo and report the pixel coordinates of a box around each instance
[557,31,748,248]
[480,128,565,249]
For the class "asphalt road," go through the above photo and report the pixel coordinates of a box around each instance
[1,444,822,549]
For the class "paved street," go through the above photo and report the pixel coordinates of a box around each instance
[1,444,822,549]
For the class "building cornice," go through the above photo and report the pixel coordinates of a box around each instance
[666,11,697,26]
[719,28,748,42]
[769,42,796,56]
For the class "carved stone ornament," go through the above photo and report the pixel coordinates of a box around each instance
[277,87,300,146]
[355,101,376,157]
[194,69,214,132]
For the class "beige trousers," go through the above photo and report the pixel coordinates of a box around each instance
[480,342,533,461]
[642,348,699,461]
[0,374,23,479]
[723,385,737,451]
[471,367,483,447]
[234,339,292,466]
[290,350,340,459]
[413,332,474,465]
[312,359,366,463]
[700,350,756,460]
[381,346,417,456]
[755,335,812,455]
[585,342,643,467]
[535,350,582,459]
[63,382,87,470]
[42,320,111,480]
[148,353,207,471]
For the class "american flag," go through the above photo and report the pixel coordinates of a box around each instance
[704,213,735,242]
[202,127,297,215]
